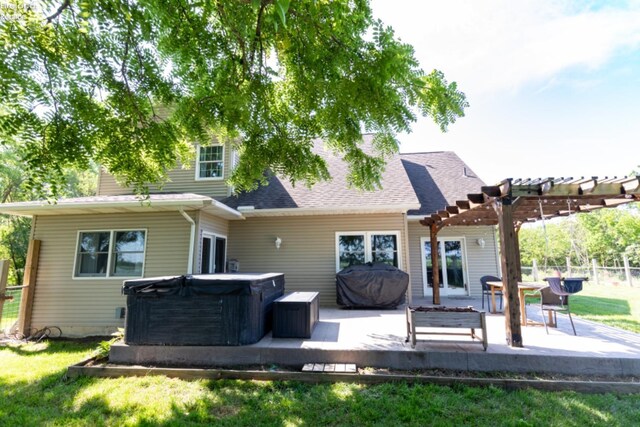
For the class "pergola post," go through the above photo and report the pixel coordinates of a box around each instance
[494,199,523,347]
[430,223,441,305]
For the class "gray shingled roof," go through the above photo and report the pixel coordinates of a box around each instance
[400,151,486,216]
[222,134,420,210]
[222,135,484,216]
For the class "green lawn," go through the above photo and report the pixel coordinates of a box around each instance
[570,284,640,333]
[1,340,640,426]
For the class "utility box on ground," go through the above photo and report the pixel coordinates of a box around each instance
[272,292,319,339]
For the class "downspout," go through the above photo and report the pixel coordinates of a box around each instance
[179,208,196,274]
[403,212,412,305]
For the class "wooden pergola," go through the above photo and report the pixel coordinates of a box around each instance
[420,176,640,347]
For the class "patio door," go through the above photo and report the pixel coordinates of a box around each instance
[201,233,226,273]
[421,237,469,296]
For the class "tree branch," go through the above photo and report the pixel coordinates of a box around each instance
[46,0,71,24]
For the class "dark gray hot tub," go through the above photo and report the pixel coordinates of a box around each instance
[122,273,284,346]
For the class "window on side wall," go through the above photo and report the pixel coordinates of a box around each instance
[196,144,224,180]
[74,230,146,278]
[336,232,399,271]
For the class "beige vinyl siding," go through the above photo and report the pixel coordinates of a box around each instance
[195,211,230,273]
[407,222,499,299]
[97,143,234,199]
[227,213,408,306]
[30,211,193,336]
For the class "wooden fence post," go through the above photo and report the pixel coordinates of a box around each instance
[624,256,632,287]
[0,260,9,324]
[592,258,599,285]
[17,239,41,334]
[532,259,538,281]
[566,257,572,277]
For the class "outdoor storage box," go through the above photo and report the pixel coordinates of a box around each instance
[272,292,319,338]
[336,263,409,309]
[122,273,284,346]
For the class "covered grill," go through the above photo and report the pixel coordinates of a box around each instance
[336,263,409,309]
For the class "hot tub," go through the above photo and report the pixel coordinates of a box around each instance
[122,273,284,346]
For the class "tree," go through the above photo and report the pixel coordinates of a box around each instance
[0,0,467,197]
[0,140,97,284]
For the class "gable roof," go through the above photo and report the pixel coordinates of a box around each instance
[0,137,485,219]
[222,134,421,215]
[400,151,486,217]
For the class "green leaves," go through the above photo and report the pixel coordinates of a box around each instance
[0,0,467,196]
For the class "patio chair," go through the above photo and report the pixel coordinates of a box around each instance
[480,275,503,312]
[539,277,577,335]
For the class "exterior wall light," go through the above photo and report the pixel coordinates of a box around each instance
[476,238,486,248]
[275,237,282,249]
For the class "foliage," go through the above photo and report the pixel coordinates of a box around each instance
[0,0,468,197]
[519,206,640,268]
[0,140,97,283]
[91,328,124,360]
[2,340,640,426]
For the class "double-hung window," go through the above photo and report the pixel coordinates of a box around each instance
[196,144,224,180]
[336,231,400,271]
[74,230,146,278]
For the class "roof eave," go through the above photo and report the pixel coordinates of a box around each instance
[238,204,420,217]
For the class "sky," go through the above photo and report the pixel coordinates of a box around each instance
[370,0,640,185]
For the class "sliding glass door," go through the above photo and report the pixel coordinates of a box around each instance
[421,237,468,296]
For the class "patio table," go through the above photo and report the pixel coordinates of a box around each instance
[487,281,546,325]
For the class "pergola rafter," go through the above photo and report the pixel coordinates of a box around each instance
[420,175,640,348]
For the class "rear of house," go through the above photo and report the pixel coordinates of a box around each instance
[0,135,500,336]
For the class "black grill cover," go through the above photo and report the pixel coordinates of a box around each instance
[336,263,409,309]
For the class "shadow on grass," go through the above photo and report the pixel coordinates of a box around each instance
[0,339,98,357]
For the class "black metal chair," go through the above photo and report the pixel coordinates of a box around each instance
[480,275,503,312]
[539,277,577,335]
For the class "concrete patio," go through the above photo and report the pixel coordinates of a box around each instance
[110,297,640,376]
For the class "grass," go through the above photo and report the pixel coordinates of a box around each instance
[2,340,640,426]
[0,288,21,330]
[570,284,640,333]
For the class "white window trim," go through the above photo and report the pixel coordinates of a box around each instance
[72,229,148,280]
[335,231,402,272]
[199,231,228,274]
[195,144,225,181]
[419,236,470,296]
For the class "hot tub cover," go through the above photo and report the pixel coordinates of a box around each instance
[122,273,282,296]
[336,263,409,308]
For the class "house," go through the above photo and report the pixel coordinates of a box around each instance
[0,134,500,336]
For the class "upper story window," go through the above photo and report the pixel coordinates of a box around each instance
[74,230,146,278]
[196,144,225,180]
[336,231,400,271]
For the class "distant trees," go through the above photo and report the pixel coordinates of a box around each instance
[519,205,640,268]
[0,141,97,284]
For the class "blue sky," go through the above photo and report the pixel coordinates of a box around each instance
[371,0,640,185]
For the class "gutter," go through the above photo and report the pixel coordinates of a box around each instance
[237,204,421,217]
[179,208,196,274]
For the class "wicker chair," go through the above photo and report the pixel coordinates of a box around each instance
[480,275,503,312]
[539,277,577,335]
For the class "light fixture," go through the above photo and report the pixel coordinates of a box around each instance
[275,237,282,249]
[476,238,486,248]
